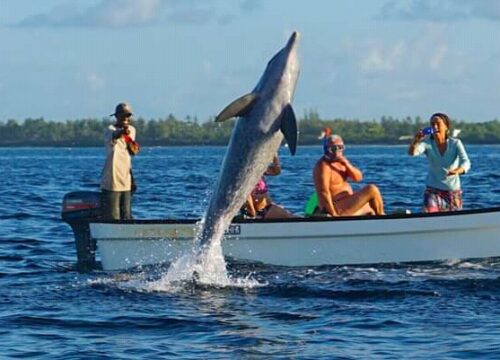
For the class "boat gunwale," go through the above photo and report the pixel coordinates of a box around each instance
[89,206,500,225]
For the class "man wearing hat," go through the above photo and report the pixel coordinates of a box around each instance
[100,102,139,219]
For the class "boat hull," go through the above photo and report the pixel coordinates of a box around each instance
[90,208,500,271]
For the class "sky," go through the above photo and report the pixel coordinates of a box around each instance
[1,0,500,123]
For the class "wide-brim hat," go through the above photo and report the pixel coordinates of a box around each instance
[110,102,133,117]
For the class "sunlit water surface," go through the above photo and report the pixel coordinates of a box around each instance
[2,145,500,359]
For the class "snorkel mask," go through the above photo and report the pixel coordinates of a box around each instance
[323,135,345,160]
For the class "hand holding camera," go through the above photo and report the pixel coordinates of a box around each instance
[121,126,130,136]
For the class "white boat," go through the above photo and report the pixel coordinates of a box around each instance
[89,207,500,271]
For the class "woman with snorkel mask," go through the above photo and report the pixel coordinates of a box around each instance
[408,112,471,212]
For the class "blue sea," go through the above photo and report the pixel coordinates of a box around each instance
[2,145,500,359]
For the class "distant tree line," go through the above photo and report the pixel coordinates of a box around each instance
[1,110,500,146]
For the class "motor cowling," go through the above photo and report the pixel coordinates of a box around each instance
[61,191,102,271]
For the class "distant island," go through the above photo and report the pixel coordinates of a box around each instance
[1,110,500,146]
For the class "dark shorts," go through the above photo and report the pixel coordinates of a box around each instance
[240,204,273,219]
[256,204,273,218]
[312,207,330,216]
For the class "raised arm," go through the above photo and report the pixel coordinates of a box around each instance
[408,130,426,156]
[265,155,281,176]
[337,156,363,182]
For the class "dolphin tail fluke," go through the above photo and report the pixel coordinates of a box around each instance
[215,93,257,122]
[280,104,298,155]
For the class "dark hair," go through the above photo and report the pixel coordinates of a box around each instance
[430,112,451,128]
[430,112,451,138]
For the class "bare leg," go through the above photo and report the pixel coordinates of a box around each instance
[334,184,385,216]
[263,204,297,219]
[354,203,375,216]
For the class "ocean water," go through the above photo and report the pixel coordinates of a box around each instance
[2,145,500,359]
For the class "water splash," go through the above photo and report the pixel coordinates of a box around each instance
[115,248,264,293]
[115,216,265,292]
[149,171,265,290]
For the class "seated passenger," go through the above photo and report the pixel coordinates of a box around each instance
[242,155,296,219]
[312,135,385,216]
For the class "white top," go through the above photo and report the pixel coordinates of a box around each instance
[100,124,136,191]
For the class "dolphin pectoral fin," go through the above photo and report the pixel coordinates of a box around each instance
[215,93,257,122]
[280,104,298,155]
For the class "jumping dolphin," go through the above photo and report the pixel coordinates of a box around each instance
[198,31,300,251]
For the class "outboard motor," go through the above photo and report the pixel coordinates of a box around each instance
[61,191,102,271]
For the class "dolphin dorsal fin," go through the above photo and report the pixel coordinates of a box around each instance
[280,104,298,155]
[215,93,257,122]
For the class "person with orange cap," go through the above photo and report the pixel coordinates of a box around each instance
[100,102,140,219]
[313,134,385,216]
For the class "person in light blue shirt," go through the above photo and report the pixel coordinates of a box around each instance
[408,113,471,212]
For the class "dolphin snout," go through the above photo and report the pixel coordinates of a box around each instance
[287,31,299,45]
